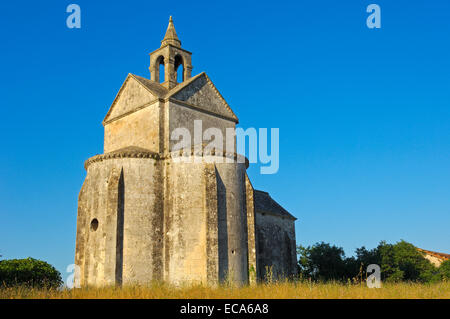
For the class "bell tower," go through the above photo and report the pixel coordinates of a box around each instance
[149,16,193,89]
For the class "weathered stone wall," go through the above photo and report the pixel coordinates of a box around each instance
[76,156,163,287]
[424,254,443,267]
[214,161,248,284]
[104,103,160,153]
[245,174,257,284]
[171,75,237,121]
[163,160,209,284]
[163,157,248,285]
[168,101,236,152]
[76,153,250,287]
[255,212,297,281]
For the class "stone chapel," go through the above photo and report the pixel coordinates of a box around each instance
[75,17,297,287]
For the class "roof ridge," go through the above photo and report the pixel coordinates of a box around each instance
[103,74,133,124]
[103,73,168,125]
[130,73,168,96]
[204,74,238,122]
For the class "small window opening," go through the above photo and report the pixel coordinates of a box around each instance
[90,218,99,231]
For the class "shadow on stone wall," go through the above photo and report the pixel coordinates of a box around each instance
[216,168,228,283]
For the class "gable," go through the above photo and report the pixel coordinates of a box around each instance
[170,73,238,122]
[103,74,160,124]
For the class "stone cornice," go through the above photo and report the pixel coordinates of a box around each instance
[84,145,249,170]
[149,43,192,56]
[166,146,249,168]
[84,148,161,170]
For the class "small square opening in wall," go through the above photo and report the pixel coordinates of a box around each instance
[90,218,99,231]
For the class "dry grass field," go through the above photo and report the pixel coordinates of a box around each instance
[1,281,449,299]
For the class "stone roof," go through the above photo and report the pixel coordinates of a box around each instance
[254,190,296,220]
[131,74,168,97]
[130,73,207,100]
[122,72,238,122]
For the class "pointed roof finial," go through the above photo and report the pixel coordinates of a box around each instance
[161,16,181,47]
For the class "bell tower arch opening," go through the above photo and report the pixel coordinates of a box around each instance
[174,55,184,83]
[157,56,165,83]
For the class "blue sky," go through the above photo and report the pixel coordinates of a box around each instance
[0,1,449,278]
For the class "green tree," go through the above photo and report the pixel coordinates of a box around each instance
[355,245,381,267]
[0,257,62,288]
[298,240,442,283]
[376,241,404,281]
[438,260,450,280]
[345,245,382,280]
[297,242,348,281]
[377,240,437,282]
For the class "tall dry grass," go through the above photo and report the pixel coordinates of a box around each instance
[1,281,449,299]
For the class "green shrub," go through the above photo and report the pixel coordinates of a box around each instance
[0,257,62,288]
[379,241,437,283]
[297,242,348,281]
[297,240,441,283]
[439,260,450,280]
